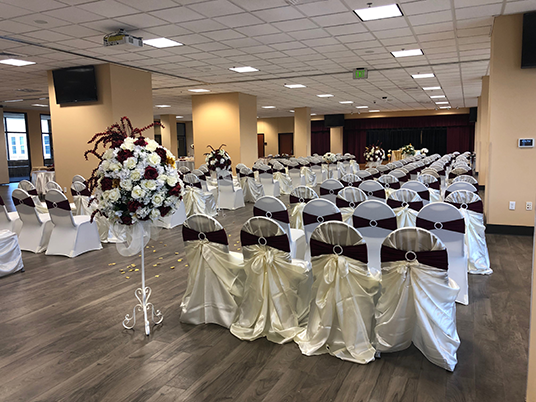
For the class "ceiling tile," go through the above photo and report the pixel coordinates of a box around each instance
[253,6,306,23]
[188,0,244,18]
[79,1,140,18]
[214,13,264,28]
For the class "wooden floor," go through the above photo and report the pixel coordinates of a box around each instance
[0,183,532,402]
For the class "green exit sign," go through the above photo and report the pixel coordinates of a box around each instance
[354,68,368,79]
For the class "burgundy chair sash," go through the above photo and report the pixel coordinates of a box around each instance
[416,217,465,234]
[340,180,358,187]
[352,215,397,231]
[27,188,38,196]
[362,188,386,199]
[303,211,343,225]
[273,168,286,173]
[320,187,343,196]
[416,189,430,201]
[387,198,423,211]
[45,199,72,211]
[185,181,202,189]
[335,198,365,209]
[310,238,368,263]
[240,230,290,253]
[396,174,409,182]
[310,162,322,167]
[235,167,241,175]
[71,187,91,197]
[289,195,315,205]
[422,180,440,191]
[13,196,35,208]
[253,206,290,224]
[381,181,400,190]
[444,188,478,199]
[288,165,301,171]
[380,245,448,270]
[0,196,4,206]
[371,172,381,179]
[182,226,228,245]
[446,200,484,214]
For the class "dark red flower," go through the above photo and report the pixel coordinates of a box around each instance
[101,177,113,191]
[111,139,124,148]
[134,137,147,146]
[169,183,182,196]
[155,147,167,162]
[127,200,141,213]
[116,149,133,163]
[144,166,158,180]
[120,214,132,225]
[159,206,171,217]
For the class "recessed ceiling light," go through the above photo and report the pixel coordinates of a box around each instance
[261,106,276,109]
[435,101,449,105]
[188,89,210,93]
[176,115,183,118]
[355,106,368,109]
[430,95,445,99]
[353,4,403,21]
[317,94,334,98]
[339,101,354,104]
[439,106,451,109]
[412,73,435,79]
[369,110,380,112]
[289,110,295,112]
[423,86,441,91]
[143,38,183,48]
[155,104,171,108]
[311,113,317,115]
[4,99,23,103]
[229,66,258,73]
[391,49,423,58]
[32,104,48,107]
[0,59,36,67]
[284,84,306,89]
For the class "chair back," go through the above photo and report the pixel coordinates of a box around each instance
[387,188,424,211]
[355,170,372,180]
[339,174,361,187]
[178,166,191,175]
[289,186,318,204]
[401,180,430,204]
[444,190,483,215]
[45,189,76,227]
[45,181,63,193]
[71,181,91,197]
[390,169,408,183]
[377,174,400,190]
[72,175,86,184]
[444,182,477,199]
[235,163,247,178]
[302,198,342,243]
[417,173,441,190]
[18,180,38,196]
[319,179,344,204]
[12,188,43,224]
[452,175,478,186]
[0,195,14,224]
[420,168,440,179]
[183,214,228,251]
[183,173,203,189]
[240,216,290,261]
[310,221,367,264]
[449,166,470,179]
[336,187,367,209]
[376,165,389,174]
[358,180,386,203]
[217,171,237,193]
[254,196,291,238]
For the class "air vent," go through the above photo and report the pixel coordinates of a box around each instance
[401,87,420,91]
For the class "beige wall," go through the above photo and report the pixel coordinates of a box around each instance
[239,93,258,167]
[294,107,311,157]
[257,116,294,156]
[479,76,491,186]
[159,114,178,157]
[24,110,45,168]
[330,127,343,154]
[528,214,536,402]
[474,96,482,173]
[0,108,7,184]
[487,14,536,226]
[185,121,193,156]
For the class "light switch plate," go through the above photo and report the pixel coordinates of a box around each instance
[527,202,533,211]
[509,201,516,210]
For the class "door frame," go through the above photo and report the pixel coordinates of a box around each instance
[257,133,265,158]
[278,132,294,155]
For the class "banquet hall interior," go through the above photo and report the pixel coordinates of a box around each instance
[0,0,535,401]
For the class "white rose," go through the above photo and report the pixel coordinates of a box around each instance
[166,175,178,187]
[120,179,133,191]
[210,160,216,165]
[100,160,110,171]
[152,193,164,207]
[220,158,225,164]
[110,162,122,172]
[150,209,161,220]
[131,186,145,199]
[130,170,142,181]
[124,157,137,170]
[148,153,161,166]
[103,149,114,160]
[146,140,158,152]
[108,188,121,202]
[121,137,135,151]
[141,180,157,191]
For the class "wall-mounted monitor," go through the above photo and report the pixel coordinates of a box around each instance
[324,114,345,128]
[52,65,98,104]
[522,11,536,68]
[518,138,534,148]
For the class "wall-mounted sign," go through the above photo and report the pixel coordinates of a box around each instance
[353,68,368,79]
[518,138,534,148]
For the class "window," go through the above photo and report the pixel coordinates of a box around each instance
[41,115,53,164]
[3,113,28,161]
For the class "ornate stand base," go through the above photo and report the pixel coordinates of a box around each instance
[123,286,163,336]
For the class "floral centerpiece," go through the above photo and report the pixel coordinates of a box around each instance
[85,117,183,226]
[322,152,337,164]
[420,148,429,155]
[364,145,386,162]
[204,144,232,172]
[401,144,415,157]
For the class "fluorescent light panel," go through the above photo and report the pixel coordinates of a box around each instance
[311,113,317,115]
[284,84,306,88]
[423,86,441,90]
[0,59,35,66]
[353,4,402,21]
[189,89,210,93]
[439,106,451,109]
[289,110,295,112]
[176,115,183,118]
[435,101,449,105]
[412,73,435,79]
[144,38,183,48]
[430,95,445,99]
[317,94,334,98]
[391,49,423,58]
[229,66,258,73]
[369,110,380,112]
[32,104,48,107]
[261,106,276,109]
[339,101,353,104]
[4,99,23,103]
[156,105,171,108]
[355,106,368,109]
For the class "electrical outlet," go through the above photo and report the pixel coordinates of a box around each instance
[509,201,516,210]
[527,202,533,211]
[63,187,67,193]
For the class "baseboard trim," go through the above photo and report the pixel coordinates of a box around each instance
[478,185,485,191]
[486,224,534,236]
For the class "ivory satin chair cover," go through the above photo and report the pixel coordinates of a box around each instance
[0,230,24,277]
[444,182,478,200]
[295,222,380,364]
[401,181,431,206]
[374,227,460,371]
[339,174,361,188]
[377,174,400,198]
[352,200,397,275]
[337,162,347,178]
[253,196,307,261]
[257,166,280,197]
[309,160,327,183]
[183,174,217,217]
[12,188,53,253]
[358,180,386,203]
[180,215,245,328]
[46,181,76,210]
[300,165,317,188]
[287,163,304,189]
[445,191,492,275]
[0,196,22,235]
[230,217,312,344]
[453,175,478,186]
[355,170,373,181]
[387,189,424,228]
[417,174,441,203]
[18,180,48,214]
[319,179,344,205]
[239,167,265,203]
[335,187,367,224]
[302,198,343,243]
[349,159,360,175]
[44,189,102,257]
[289,186,318,231]
[217,172,245,210]
[272,161,293,195]
[157,201,187,229]
[416,203,468,305]
[72,174,86,184]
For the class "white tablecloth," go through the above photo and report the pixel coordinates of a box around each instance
[176,159,195,171]
[31,170,55,195]
[0,230,24,278]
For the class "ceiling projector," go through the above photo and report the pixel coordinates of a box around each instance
[103,29,143,47]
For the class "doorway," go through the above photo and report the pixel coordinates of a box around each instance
[3,112,31,182]
[257,133,265,158]
[278,133,293,155]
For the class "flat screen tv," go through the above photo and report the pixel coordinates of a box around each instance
[52,65,98,104]
[522,11,536,68]
[324,114,345,128]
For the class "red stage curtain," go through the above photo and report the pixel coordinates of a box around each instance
[311,121,330,155]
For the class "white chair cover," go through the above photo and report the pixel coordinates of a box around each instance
[453,175,478,186]
[349,159,360,174]
[358,180,386,203]
[301,166,317,188]
[295,222,380,364]
[417,202,468,305]
[217,172,245,210]
[324,163,338,179]
[12,188,53,253]
[444,182,477,199]
[302,198,343,243]
[377,174,400,198]
[257,166,280,197]
[44,181,63,193]
[230,217,312,344]
[417,174,441,203]
[240,167,265,203]
[0,196,22,235]
[183,174,217,216]
[157,201,187,229]
[272,161,293,195]
[374,227,460,371]
[319,179,344,205]
[353,200,397,275]
[18,180,48,214]
[337,162,347,178]
[336,187,367,224]
[310,161,327,183]
[355,170,373,181]
[387,189,423,228]
[0,229,24,277]
[287,163,304,189]
[339,174,361,188]
[289,186,318,231]
[445,191,492,275]
[72,174,86,184]
[180,215,245,328]
[44,189,102,257]
[402,180,431,205]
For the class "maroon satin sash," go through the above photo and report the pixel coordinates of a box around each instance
[336,198,364,209]
[0,196,4,206]
[288,165,301,171]
[13,196,35,208]
[416,189,430,201]
[444,188,478,199]
[253,206,290,224]
[340,180,359,187]
[240,230,290,253]
[273,168,286,173]
[303,211,343,225]
[362,188,386,199]
[446,200,483,214]
[387,198,423,211]
[185,181,202,189]
[310,238,368,263]
[380,245,449,270]
[320,187,343,196]
[45,199,71,211]
[242,172,255,179]
[182,226,228,245]
[396,174,409,182]
[27,188,38,196]
[71,187,91,197]
[422,180,440,191]
[289,195,315,204]
[416,217,465,234]
[352,215,397,231]
[381,181,400,190]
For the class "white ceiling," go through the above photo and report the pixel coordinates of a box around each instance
[0,0,535,120]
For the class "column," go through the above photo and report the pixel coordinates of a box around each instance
[27,110,44,169]
[191,92,257,169]
[474,96,481,174]
[330,126,343,154]
[0,107,8,184]
[478,76,490,185]
[48,63,154,196]
[294,107,311,157]
[159,114,178,157]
